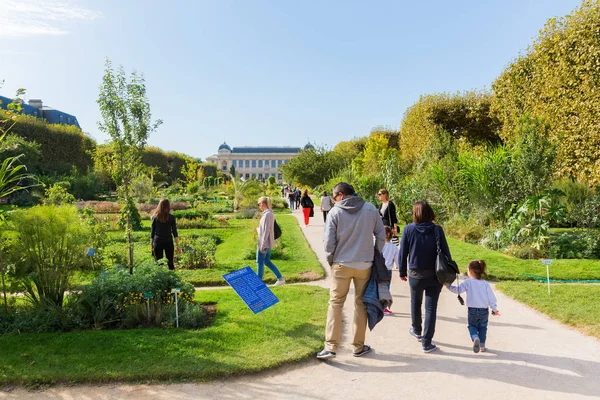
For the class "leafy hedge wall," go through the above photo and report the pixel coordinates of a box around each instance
[1,110,95,174]
[491,0,600,185]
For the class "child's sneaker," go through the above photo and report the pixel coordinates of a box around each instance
[273,278,286,286]
[473,337,480,353]
[480,344,486,352]
[384,309,392,316]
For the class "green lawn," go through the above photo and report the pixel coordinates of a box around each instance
[447,238,600,281]
[496,281,600,340]
[0,285,329,385]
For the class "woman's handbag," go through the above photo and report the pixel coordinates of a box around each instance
[434,226,459,285]
[309,207,314,217]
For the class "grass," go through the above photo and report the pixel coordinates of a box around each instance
[0,285,329,385]
[496,281,600,340]
[447,237,600,281]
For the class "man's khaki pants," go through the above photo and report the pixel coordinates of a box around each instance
[325,263,371,353]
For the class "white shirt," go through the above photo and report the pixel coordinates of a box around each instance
[320,196,333,211]
[382,242,399,270]
[447,278,498,312]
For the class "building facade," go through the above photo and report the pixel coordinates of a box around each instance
[0,96,81,128]
[206,142,314,182]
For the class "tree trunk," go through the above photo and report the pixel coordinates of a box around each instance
[0,247,7,315]
[124,180,134,275]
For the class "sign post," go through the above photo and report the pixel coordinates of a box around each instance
[541,259,553,294]
[85,247,96,269]
[171,288,181,327]
[143,292,154,322]
[223,267,280,327]
[494,231,501,251]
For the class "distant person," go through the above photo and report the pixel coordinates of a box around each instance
[382,226,400,316]
[300,189,314,227]
[399,200,449,353]
[151,198,181,270]
[317,182,385,360]
[256,196,285,286]
[295,188,301,209]
[445,260,499,353]
[378,189,398,242]
[288,189,296,210]
[320,190,334,222]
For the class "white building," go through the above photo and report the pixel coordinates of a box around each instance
[206,142,314,182]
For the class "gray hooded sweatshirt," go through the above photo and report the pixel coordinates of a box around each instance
[323,196,386,267]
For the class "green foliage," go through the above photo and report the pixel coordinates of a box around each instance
[131,174,154,203]
[118,198,143,231]
[0,301,88,334]
[0,110,95,175]
[198,163,217,178]
[43,183,76,205]
[280,146,347,188]
[0,133,40,170]
[550,230,600,259]
[399,91,501,166]
[177,235,217,269]
[491,0,600,185]
[172,209,211,220]
[71,169,106,200]
[6,205,93,307]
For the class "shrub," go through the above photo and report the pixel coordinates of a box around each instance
[118,198,143,231]
[172,209,211,220]
[442,215,485,244]
[550,230,600,259]
[177,235,217,269]
[6,205,93,307]
[43,183,76,205]
[271,198,289,209]
[178,302,208,329]
[76,201,121,213]
[71,169,105,200]
[76,262,195,329]
[236,208,259,219]
[177,218,216,229]
[504,244,543,260]
[0,301,88,334]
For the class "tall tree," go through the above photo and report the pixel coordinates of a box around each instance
[97,60,162,273]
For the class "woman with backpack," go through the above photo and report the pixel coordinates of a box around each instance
[256,196,285,286]
[300,189,314,227]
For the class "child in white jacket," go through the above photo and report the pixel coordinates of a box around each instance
[445,260,500,353]
[382,226,400,315]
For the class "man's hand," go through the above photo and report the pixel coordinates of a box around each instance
[260,248,266,254]
[400,276,407,281]
[492,310,501,316]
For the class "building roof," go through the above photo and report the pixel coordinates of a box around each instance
[231,146,301,154]
[0,95,80,129]
[218,142,232,151]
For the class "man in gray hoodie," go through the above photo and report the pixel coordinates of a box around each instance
[317,182,386,359]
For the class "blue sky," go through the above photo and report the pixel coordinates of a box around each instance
[0,0,582,160]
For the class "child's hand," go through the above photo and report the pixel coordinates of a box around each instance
[443,283,450,288]
[492,310,501,316]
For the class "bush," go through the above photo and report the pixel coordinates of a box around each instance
[43,183,76,205]
[271,198,289,209]
[0,301,88,334]
[71,169,105,200]
[177,218,216,229]
[76,201,121,213]
[172,209,211,220]
[443,215,485,244]
[236,208,259,219]
[550,230,600,259]
[118,198,143,231]
[6,205,93,307]
[504,244,543,260]
[177,235,217,269]
[76,262,195,329]
[178,302,208,329]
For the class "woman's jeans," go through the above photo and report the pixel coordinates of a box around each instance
[408,276,442,346]
[322,210,329,222]
[468,308,489,345]
[256,247,282,280]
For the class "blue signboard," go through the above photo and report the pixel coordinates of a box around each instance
[223,267,279,314]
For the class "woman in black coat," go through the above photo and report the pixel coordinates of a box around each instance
[300,189,314,227]
[378,189,398,236]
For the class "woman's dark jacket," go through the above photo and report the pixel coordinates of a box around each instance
[379,201,398,228]
[151,214,178,244]
[300,196,314,208]
[399,222,450,279]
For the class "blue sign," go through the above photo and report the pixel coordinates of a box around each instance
[86,247,96,257]
[223,267,279,314]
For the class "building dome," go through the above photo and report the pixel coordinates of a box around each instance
[218,142,232,152]
[303,143,315,150]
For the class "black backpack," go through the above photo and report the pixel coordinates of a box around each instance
[274,219,282,240]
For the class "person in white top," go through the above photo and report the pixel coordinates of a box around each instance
[256,196,285,286]
[320,191,334,222]
[382,226,400,315]
[445,260,500,353]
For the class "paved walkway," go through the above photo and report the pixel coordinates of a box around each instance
[3,207,600,399]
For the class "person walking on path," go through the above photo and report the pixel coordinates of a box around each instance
[151,198,181,270]
[256,196,285,286]
[320,190,334,222]
[377,189,398,242]
[317,182,385,360]
[300,189,314,227]
[288,189,296,210]
[399,200,450,353]
[445,260,500,353]
[382,226,400,316]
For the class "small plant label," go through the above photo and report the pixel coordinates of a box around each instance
[541,259,553,265]
[171,288,181,294]
[143,292,154,299]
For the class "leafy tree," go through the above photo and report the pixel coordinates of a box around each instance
[281,146,347,188]
[97,59,162,273]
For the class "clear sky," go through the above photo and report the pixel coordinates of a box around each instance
[0,0,582,160]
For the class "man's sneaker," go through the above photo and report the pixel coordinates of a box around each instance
[409,328,422,342]
[422,343,438,353]
[473,337,481,353]
[353,345,372,357]
[316,349,336,360]
[273,278,286,287]
[480,345,486,352]
[384,309,393,316]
